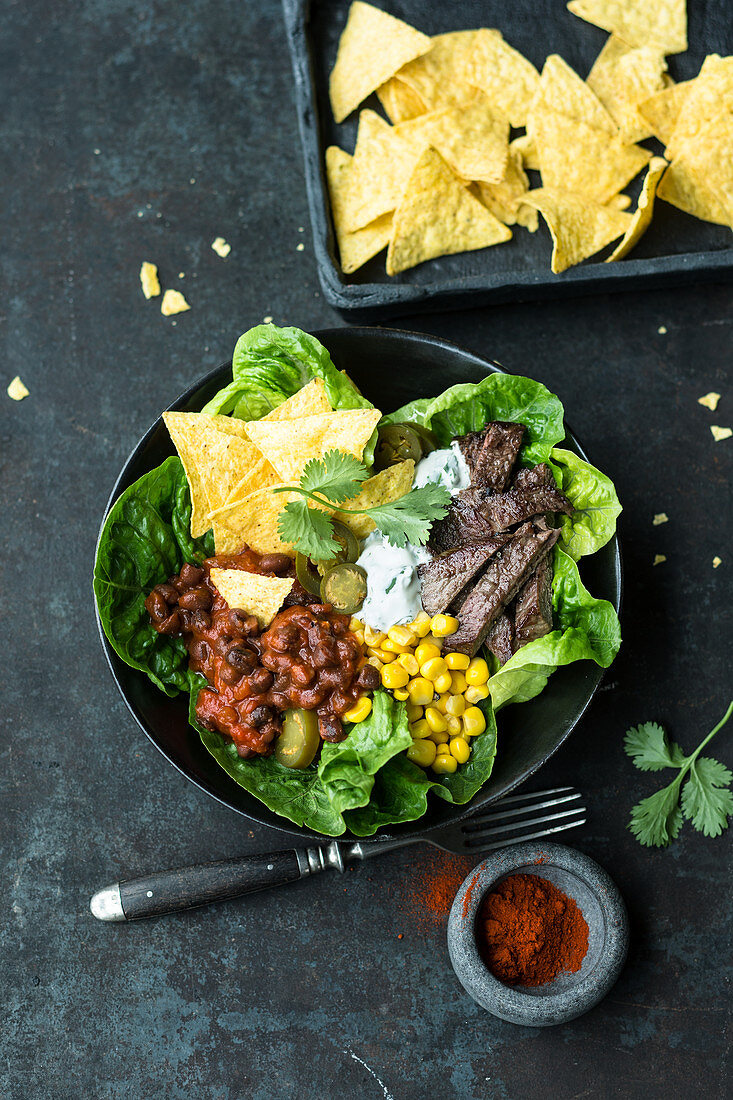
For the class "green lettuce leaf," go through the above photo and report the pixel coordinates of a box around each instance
[488,547,621,710]
[93,457,214,695]
[382,374,565,465]
[552,447,622,560]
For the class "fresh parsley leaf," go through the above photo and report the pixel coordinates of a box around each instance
[364,484,451,548]
[300,450,368,504]
[277,500,340,561]
[626,700,733,849]
[681,757,733,838]
[624,722,686,771]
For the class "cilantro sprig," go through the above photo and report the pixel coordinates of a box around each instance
[625,700,733,847]
[274,449,450,560]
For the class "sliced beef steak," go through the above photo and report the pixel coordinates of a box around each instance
[513,555,554,648]
[457,422,525,492]
[418,537,509,615]
[480,464,573,533]
[448,521,561,656]
[428,488,496,554]
[486,613,514,666]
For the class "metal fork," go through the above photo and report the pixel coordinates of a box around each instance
[90,787,585,922]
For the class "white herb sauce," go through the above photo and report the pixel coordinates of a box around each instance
[356,445,470,630]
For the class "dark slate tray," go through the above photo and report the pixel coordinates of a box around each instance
[282,0,733,318]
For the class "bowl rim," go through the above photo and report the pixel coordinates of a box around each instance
[447,841,629,1025]
[94,325,623,842]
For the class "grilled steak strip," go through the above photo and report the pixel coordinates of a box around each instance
[486,613,514,667]
[457,422,526,492]
[418,537,510,616]
[428,488,498,554]
[448,522,561,656]
[513,555,554,649]
[479,464,573,534]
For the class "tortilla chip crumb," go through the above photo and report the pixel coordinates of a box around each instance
[211,237,231,258]
[657,325,667,334]
[710,425,732,442]
[7,375,29,401]
[698,391,721,411]
[653,554,667,566]
[161,289,190,316]
[652,513,668,525]
[296,243,305,252]
[713,556,722,569]
[139,261,161,299]
[263,315,274,323]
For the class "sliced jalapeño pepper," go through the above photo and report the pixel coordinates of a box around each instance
[295,521,360,595]
[374,423,424,470]
[274,709,320,769]
[320,563,368,615]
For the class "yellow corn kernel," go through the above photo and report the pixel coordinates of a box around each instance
[387,624,417,647]
[433,672,453,695]
[463,707,487,737]
[431,614,459,637]
[410,610,433,637]
[343,697,372,724]
[381,663,410,690]
[396,653,420,677]
[466,657,490,686]
[415,641,441,666]
[427,729,450,745]
[431,753,457,775]
[407,738,436,768]
[351,629,365,646]
[465,684,490,705]
[421,656,448,682]
[410,718,431,738]
[445,651,470,670]
[446,715,462,736]
[364,626,385,647]
[408,677,434,706]
[365,656,383,672]
[445,694,466,718]
[449,736,471,764]
[434,694,450,714]
[392,688,410,701]
[424,706,448,734]
[406,702,423,723]
[450,671,468,694]
[368,646,395,663]
[381,638,411,654]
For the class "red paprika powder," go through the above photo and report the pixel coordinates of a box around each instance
[478,873,589,986]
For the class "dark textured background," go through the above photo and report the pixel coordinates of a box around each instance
[2,2,731,1098]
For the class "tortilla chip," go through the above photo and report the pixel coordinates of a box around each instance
[160,290,190,316]
[638,80,692,146]
[244,408,383,483]
[208,569,294,629]
[376,77,427,124]
[665,56,733,160]
[329,1,431,123]
[586,36,668,143]
[474,149,538,230]
[673,113,733,224]
[325,146,392,273]
[210,456,280,519]
[532,111,651,204]
[343,109,417,231]
[567,0,687,55]
[657,160,731,227]
[467,29,541,127]
[334,460,415,538]
[531,55,617,135]
[386,147,512,276]
[524,188,632,273]
[396,30,483,111]
[163,411,270,536]
[262,377,333,422]
[7,375,29,400]
[510,134,540,172]
[214,485,298,553]
[395,92,509,185]
[139,262,160,299]
[213,521,245,555]
[606,156,668,261]
[607,194,632,210]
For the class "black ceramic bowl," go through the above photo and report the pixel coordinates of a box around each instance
[95,327,621,841]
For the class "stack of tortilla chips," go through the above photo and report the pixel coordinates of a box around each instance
[325,0,731,277]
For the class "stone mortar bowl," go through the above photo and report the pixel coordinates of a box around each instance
[447,841,629,1026]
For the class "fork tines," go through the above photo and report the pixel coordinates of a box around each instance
[461,788,585,851]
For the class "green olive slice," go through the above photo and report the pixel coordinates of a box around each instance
[274,709,320,769]
[374,423,424,471]
[320,563,368,615]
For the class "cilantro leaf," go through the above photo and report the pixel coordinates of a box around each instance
[624,722,686,772]
[364,484,451,548]
[277,500,340,561]
[681,758,733,837]
[300,450,368,504]
[629,778,684,848]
